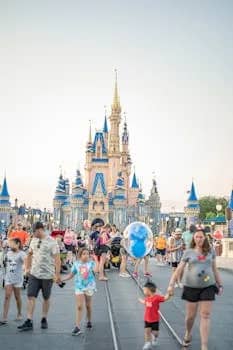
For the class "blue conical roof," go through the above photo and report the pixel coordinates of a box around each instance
[228,189,233,210]
[131,172,139,189]
[188,181,198,202]
[1,177,10,197]
[103,115,108,133]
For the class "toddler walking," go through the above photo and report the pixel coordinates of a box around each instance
[139,281,171,349]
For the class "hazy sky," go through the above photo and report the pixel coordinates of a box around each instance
[0,0,233,211]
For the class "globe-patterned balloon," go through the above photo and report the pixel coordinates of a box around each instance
[123,222,153,259]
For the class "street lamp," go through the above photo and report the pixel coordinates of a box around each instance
[216,204,222,216]
[211,221,215,234]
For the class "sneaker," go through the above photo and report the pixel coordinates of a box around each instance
[151,338,158,347]
[86,321,92,329]
[142,341,152,350]
[72,326,82,336]
[18,319,33,332]
[144,272,152,277]
[0,321,7,327]
[119,272,131,278]
[133,272,138,278]
[41,317,48,329]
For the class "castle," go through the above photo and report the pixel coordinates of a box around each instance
[53,74,161,232]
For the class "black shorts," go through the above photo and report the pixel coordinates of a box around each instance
[64,244,73,251]
[27,275,53,300]
[98,245,110,255]
[144,321,159,331]
[182,285,217,302]
[157,249,166,256]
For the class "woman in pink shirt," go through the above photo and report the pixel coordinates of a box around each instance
[64,227,76,265]
[96,224,112,281]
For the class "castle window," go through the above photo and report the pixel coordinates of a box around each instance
[99,201,104,210]
[97,145,101,158]
[93,201,98,210]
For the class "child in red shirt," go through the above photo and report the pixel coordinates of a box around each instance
[139,281,171,349]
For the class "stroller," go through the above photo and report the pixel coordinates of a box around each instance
[110,236,122,268]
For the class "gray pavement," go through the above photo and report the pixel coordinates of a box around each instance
[133,258,233,350]
[0,269,181,350]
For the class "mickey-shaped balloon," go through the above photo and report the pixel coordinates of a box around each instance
[123,222,153,259]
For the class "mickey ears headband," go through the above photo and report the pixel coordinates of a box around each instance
[195,224,206,233]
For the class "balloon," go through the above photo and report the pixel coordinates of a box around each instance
[213,230,224,240]
[123,222,153,259]
[131,240,146,258]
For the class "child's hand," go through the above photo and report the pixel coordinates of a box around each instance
[138,298,145,304]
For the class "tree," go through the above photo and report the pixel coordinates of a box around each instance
[199,196,228,220]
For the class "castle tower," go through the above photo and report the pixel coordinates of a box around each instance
[53,173,68,227]
[128,170,140,206]
[146,178,161,233]
[0,175,11,227]
[71,170,87,230]
[184,181,200,228]
[103,109,109,146]
[85,121,94,189]
[113,172,127,231]
[108,70,122,192]
[121,114,132,203]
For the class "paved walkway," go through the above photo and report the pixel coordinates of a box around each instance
[216,256,233,272]
[0,269,180,350]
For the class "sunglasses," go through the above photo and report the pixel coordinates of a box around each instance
[37,240,42,249]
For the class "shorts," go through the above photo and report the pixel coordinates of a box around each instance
[5,280,23,288]
[156,249,166,256]
[144,321,159,331]
[64,244,73,251]
[171,261,180,268]
[98,245,110,255]
[120,247,127,256]
[75,289,95,297]
[27,274,53,300]
[182,285,217,302]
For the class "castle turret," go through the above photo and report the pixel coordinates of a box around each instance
[184,181,200,227]
[0,175,11,227]
[121,114,132,203]
[108,70,122,192]
[103,109,109,146]
[146,178,161,233]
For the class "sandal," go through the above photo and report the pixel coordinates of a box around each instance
[182,335,192,347]
[99,277,108,281]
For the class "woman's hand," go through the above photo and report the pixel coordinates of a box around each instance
[218,285,223,296]
[167,285,175,296]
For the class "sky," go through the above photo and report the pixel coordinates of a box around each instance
[0,0,233,211]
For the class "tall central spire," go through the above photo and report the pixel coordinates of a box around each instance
[111,69,121,113]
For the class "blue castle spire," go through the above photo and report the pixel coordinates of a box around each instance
[103,114,108,133]
[1,177,10,197]
[228,188,233,210]
[187,181,199,208]
[131,172,139,189]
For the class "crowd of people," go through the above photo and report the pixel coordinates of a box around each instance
[0,220,223,350]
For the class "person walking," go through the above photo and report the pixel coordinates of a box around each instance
[0,238,26,325]
[61,247,96,335]
[168,228,184,287]
[63,227,76,266]
[182,224,196,250]
[96,224,112,281]
[9,223,29,248]
[18,222,61,332]
[155,232,167,265]
[167,226,223,350]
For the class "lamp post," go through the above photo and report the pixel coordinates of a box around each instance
[216,204,222,216]
[211,221,215,234]
[165,216,169,234]
[175,217,179,228]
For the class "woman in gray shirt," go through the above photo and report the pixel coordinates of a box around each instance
[167,226,223,350]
